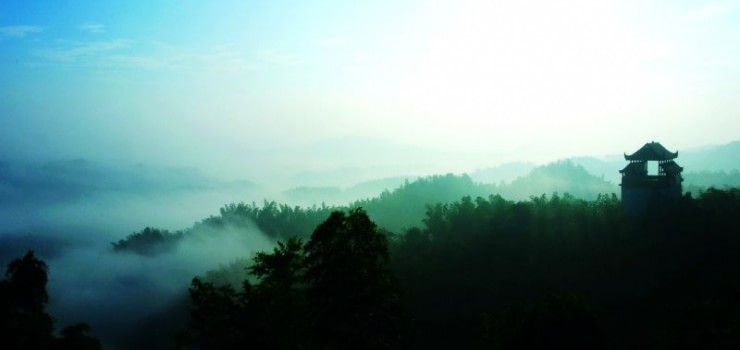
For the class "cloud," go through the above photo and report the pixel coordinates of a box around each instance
[79,23,105,34]
[32,39,261,75]
[257,48,301,66]
[0,25,43,38]
[45,224,273,348]
[37,39,133,62]
[102,44,261,73]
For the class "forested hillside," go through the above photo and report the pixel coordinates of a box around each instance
[180,188,740,349]
[113,161,618,254]
[38,156,740,349]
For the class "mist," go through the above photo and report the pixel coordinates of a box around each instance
[2,1,740,348]
[0,159,276,348]
[44,224,271,348]
[1,206,273,348]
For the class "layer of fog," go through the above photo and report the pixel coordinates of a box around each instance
[44,223,272,349]
[0,160,278,348]
[0,157,431,347]
[0,193,273,348]
[1,140,737,348]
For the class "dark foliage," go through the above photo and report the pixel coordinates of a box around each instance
[176,187,740,349]
[181,209,402,350]
[391,189,740,349]
[304,209,403,350]
[111,227,183,256]
[0,251,55,349]
[201,201,337,240]
[181,278,243,349]
[103,172,738,350]
[0,251,101,350]
[56,323,103,350]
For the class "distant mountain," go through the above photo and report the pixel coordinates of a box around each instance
[283,186,344,203]
[286,160,621,217]
[283,176,417,206]
[110,160,628,259]
[497,161,618,201]
[354,161,621,231]
[564,140,740,185]
[679,141,740,172]
[683,170,740,194]
[564,156,623,184]
[0,159,257,205]
[276,137,502,188]
[285,167,406,189]
[469,162,536,184]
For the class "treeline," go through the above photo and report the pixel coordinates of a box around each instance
[113,162,616,254]
[0,251,102,349]
[179,188,740,349]
[8,187,739,349]
[391,188,740,349]
[111,173,482,253]
[111,227,183,256]
[112,162,740,258]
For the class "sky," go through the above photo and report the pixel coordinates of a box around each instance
[2,0,739,183]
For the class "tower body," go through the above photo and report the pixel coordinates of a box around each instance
[620,142,683,215]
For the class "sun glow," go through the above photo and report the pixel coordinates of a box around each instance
[363,0,675,156]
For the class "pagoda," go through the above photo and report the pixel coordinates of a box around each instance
[620,141,683,215]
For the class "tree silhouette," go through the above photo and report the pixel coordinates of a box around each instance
[0,251,55,349]
[182,209,403,349]
[0,251,101,350]
[182,239,307,349]
[304,208,403,350]
[244,237,307,349]
[55,323,102,350]
[514,293,603,350]
[183,277,243,349]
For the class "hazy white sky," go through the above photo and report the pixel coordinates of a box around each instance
[1,0,739,181]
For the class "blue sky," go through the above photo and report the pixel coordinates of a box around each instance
[2,0,739,182]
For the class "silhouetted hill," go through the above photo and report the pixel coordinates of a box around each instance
[566,156,624,183]
[684,170,740,194]
[680,141,740,171]
[566,140,740,187]
[469,162,535,184]
[355,174,484,232]
[310,162,618,231]
[114,161,621,256]
[498,161,617,200]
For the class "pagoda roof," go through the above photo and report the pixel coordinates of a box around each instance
[620,162,646,174]
[624,142,678,161]
[660,160,683,174]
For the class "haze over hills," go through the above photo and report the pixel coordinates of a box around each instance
[562,140,740,184]
[0,139,738,348]
[0,159,256,204]
[3,1,740,347]
[1,140,738,213]
[0,159,259,235]
[283,140,740,205]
